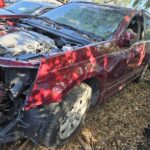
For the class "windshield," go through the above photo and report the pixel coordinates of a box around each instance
[5,1,42,15]
[41,3,124,39]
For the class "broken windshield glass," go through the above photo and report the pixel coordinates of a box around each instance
[41,3,124,39]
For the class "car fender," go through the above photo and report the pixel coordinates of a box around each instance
[25,45,108,110]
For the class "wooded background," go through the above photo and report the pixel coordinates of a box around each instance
[59,0,150,9]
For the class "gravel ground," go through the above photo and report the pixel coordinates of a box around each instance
[3,70,150,150]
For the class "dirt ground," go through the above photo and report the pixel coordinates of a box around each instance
[4,70,150,150]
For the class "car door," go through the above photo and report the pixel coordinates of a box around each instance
[104,14,145,98]
[118,15,146,73]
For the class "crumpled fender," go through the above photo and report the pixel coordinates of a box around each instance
[25,44,108,110]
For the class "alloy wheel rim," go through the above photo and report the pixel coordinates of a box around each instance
[59,98,88,140]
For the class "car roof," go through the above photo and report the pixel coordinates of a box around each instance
[69,1,141,14]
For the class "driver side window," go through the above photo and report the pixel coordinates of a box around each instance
[119,15,143,48]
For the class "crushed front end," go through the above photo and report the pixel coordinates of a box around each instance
[0,29,63,143]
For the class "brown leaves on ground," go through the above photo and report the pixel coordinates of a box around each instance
[59,71,150,150]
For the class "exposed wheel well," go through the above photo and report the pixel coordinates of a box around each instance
[84,77,101,106]
[84,77,101,90]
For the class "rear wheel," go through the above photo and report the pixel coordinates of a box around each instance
[136,63,149,82]
[42,83,92,148]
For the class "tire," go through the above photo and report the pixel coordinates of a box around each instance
[136,63,149,82]
[42,83,92,148]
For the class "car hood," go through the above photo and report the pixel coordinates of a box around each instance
[23,18,91,45]
[0,9,31,19]
[0,9,14,15]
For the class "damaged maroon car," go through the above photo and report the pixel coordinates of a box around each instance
[0,2,149,148]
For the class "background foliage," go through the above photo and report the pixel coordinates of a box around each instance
[60,0,150,9]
